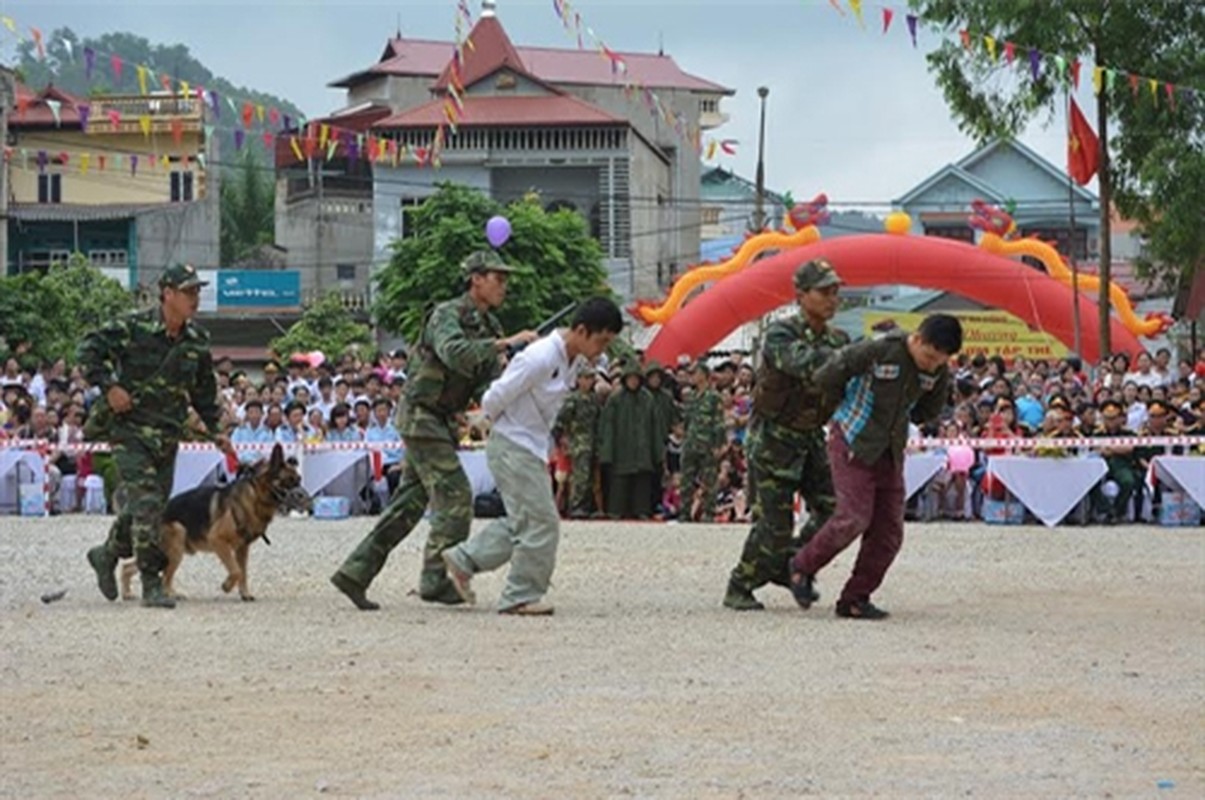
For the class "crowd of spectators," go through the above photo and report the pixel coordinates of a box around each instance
[1,344,1203,522]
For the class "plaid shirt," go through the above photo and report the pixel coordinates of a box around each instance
[819,332,950,464]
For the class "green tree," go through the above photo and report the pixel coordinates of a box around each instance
[910,0,1204,354]
[374,183,612,342]
[269,293,373,363]
[0,253,134,363]
[221,148,275,264]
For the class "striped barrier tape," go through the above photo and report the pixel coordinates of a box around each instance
[0,439,486,454]
[2,437,1200,454]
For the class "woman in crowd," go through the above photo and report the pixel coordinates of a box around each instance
[326,403,361,443]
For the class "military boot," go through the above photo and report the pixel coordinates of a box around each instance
[419,575,466,606]
[722,580,765,611]
[140,571,177,609]
[86,545,119,601]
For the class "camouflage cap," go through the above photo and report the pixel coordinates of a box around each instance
[460,250,517,277]
[621,360,644,378]
[794,258,842,291]
[159,263,208,290]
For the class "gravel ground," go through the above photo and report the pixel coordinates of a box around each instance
[1,514,1201,799]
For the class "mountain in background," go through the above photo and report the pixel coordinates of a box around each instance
[13,27,304,171]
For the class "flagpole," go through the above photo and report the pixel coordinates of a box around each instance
[1066,88,1083,360]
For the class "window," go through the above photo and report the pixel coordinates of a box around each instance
[170,171,194,202]
[88,250,129,267]
[399,197,424,239]
[336,263,356,282]
[701,206,722,225]
[37,174,62,204]
[923,225,975,243]
[1020,227,1089,261]
[700,98,719,114]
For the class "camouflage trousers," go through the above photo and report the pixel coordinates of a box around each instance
[335,434,471,600]
[568,446,595,514]
[680,444,718,521]
[97,431,179,573]
[729,420,834,592]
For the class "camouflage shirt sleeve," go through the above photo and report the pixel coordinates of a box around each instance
[77,316,131,389]
[814,338,889,398]
[428,299,500,378]
[762,319,836,379]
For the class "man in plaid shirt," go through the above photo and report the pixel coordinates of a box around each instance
[788,314,962,620]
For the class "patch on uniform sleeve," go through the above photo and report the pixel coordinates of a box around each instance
[873,364,900,380]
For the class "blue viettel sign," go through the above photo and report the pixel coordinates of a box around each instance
[216,270,301,309]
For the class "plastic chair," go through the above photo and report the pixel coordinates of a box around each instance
[83,475,107,514]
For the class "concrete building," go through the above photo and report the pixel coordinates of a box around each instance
[5,83,219,287]
[276,0,732,304]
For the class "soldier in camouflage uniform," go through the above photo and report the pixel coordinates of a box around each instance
[81,264,233,609]
[724,259,848,610]
[645,361,679,516]
[556,370,600,518]
[330,251,537,610]
[680,362,725,521]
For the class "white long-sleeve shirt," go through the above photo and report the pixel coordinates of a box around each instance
[482,332,578,460]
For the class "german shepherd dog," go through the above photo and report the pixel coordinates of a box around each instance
[119,444,310,601]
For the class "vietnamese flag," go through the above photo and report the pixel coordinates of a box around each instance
[1067,98,1099,185]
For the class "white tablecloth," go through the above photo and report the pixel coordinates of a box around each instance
[171,451,226,497]
[988,455,1108,527]
[1153,456,1205,509]
[905,452,947,500]
[0,450,45,513]
[167,448,497,514]
[459,450,494,497]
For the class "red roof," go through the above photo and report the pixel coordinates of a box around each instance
[433,15,530,92]
[374,94,622,129]
[10,83,87,128]
[330,36,731,94]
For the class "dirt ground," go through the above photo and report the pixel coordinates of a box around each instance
[1,514,1201,799]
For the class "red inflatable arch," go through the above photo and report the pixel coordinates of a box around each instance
[644,233,1143,366]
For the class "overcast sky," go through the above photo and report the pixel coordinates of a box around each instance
[5,0,1093,209]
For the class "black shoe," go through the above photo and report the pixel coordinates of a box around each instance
[419,581,467,606]
[330,572,380,611]
[722,582,765,611]
[835,599,890,620]
[87,545,119,602]
[788,567,819,610]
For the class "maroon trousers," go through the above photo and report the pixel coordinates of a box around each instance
[791,428,905,605]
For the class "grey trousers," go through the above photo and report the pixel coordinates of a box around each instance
[447,432,561,610]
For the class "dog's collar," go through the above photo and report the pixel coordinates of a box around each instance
[242,528,271,546]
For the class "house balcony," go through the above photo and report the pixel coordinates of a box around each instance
[84,94,204,136]
[699,109,730,130]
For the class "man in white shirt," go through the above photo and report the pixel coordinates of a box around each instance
[231,400,276,464]
[442,297,623,616]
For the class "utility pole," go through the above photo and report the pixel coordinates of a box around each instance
[0,67,13,277]
[751,86,769,233]
[1066,89,1082,361]
[752,85,769,365]
[1095,46,1112,359]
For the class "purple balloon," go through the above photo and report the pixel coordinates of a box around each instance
[485,215,512,248]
